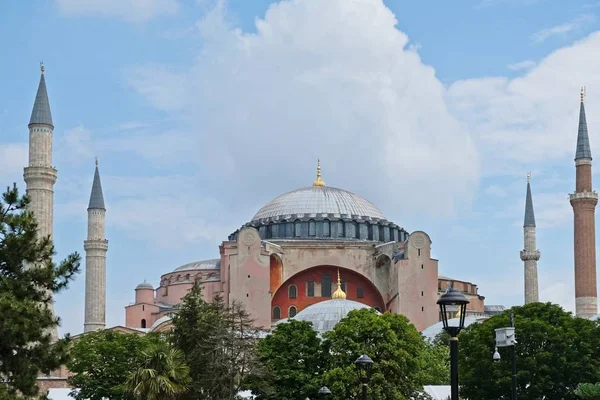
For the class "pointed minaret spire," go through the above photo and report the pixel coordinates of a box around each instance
[521,173,540,304]
[576,87,592,161]
[84,160,108,332]
[570,87,598,318]
[524,172,536,227]
[29,62,53,128]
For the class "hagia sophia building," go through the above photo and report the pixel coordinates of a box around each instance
[20,66,599,390]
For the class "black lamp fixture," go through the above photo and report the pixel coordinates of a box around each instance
[355,354,374,400]
[437,283,470,400]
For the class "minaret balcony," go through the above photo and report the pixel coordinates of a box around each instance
[569,191,598,202]
[520,250,541,261]
[84,239,109,251]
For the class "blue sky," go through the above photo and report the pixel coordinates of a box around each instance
[2,0,600,335]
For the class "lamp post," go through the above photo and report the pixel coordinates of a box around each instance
[318,386,332,397]
[493,312,517,400]
[437,284,470,400]
[354,354,374,400]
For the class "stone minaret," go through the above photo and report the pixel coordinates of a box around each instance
[570,87,598,318]
[520,173,540,304]
[24,63,58,341]
[84,160,108,332]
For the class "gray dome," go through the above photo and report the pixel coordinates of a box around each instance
[421,316,489,342]
[289,299,378,334]
[136,280,154,290]
[174,259,220,272]
[252,186,386,222]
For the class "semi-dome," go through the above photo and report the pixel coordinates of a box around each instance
[252,186,386,222]
[173,259,220,272]
[290,298,379,334]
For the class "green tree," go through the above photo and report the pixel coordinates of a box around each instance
[420,340,450,386]
[459,302,600,400]
[322,308,427,400]
[247,319,327,399]
[125,341,191,400]
[0,184,80,397]
[575,383,600,399]
[68,330,162,400]
[170,283,263,400]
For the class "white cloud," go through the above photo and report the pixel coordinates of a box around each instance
[531,14,595,44]
[55,0,179,23]
[0,143,27,184]
[448,30,600,172]
[507,60,536,71]
[126,0,480,219]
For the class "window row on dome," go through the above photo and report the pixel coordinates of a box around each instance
[250,220,407,242]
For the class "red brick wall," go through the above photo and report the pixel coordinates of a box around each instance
[573,199,598,298]
[271,266,385,319]
[270,254,282,295]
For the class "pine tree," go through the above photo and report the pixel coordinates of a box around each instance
[0,184,80,397]
[170,283,263,399]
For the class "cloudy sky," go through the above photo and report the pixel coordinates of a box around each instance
[1,0,599,335]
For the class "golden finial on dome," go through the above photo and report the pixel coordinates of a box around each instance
[581,86,586,104]
[313,159,326,187]
[332,268,346,299]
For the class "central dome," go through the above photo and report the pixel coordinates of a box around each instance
[252,186,386,222]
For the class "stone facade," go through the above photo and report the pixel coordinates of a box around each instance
[521,176,540,304]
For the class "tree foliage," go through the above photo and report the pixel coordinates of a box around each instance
[68,330,162,400]
[125,341,191,400]
[170,283,263,400]
[575,383,600,399]
[322,309,427,400]
[419,340,450,386]
[0,184,80,397]
[459,302,600,400]
[247,319,326,400]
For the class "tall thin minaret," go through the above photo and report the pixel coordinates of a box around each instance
[520,173,540,304]
[23,63,58,341]
[83,159,108,332]
[570,87,598,318]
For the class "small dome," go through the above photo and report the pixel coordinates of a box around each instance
[173,259,220,272]
[136,280,154,290]
[290,299,378,334]
[252,186,386,222]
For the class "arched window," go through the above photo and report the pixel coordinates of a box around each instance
[323,220,330,236]
[322,274,332,297]
[289,285,297,299]
[271,224,278,238]
[374,307,381,312]
[141,319,147,329]
[273,306,281,320]
[307,281,315,297]
[309,220,316,236]
[294,220,302,237]
[357,285,364,298]
[279,221,287,237]
[289,306,297,318]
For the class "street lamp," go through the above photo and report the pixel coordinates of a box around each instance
[318,386,332,397]
[493,312,517,400]
[355,354,374,400]
[437,284,470,400]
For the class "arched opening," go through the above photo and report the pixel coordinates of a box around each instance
[289,306,297,318]
[288,284,297,299]
[272,306,281,320]
[141,319,147,329]
[322,274,332,297]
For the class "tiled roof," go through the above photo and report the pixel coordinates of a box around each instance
[576,102,592,160]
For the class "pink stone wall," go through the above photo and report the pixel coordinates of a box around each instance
[135,288,154,304]
[125,303,159,329]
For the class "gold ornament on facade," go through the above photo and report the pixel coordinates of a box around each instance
[332,269,346,299]
[313,159,326,187]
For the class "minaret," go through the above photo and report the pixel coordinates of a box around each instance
[23,63,59,341]
[520,173,540,304]
[570,87,598,318]
[84,159,108,332]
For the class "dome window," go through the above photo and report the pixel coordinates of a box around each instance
[323,220,330,236]
[309,220,316,236]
